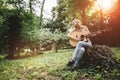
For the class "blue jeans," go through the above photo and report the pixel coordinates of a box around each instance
[72,39,92,67]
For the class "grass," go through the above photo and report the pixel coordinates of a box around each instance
[0,49,73,80]
[111,47,120,59]
[0,48,120,80]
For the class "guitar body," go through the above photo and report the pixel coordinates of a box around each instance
[69,30,89,47]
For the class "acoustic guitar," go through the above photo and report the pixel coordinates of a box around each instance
[69,30,105,47]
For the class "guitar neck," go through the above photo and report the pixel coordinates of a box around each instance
[87,30,105,38]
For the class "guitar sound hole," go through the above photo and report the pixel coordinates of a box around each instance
[76,35,78,38]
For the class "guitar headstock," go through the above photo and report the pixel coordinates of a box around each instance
[101,29,106,32]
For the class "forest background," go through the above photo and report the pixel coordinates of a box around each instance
[0,0,120,59]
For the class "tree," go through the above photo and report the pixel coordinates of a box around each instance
[49,0,74,32]
[40,0,46,28]
[29,0,34,13]
[108,0,120,46]
[0,7,9,54]
[7,12,22,58]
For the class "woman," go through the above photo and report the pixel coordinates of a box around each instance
[66,19,92,69]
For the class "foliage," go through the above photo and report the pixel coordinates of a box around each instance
[0,6,23,54]
[19,28,68,52]
[0,0,40,55]
[111,47,120,60]
[0,9,9,53]
[0,48,120,80]
[50,0,74,32]
[38,28,67,46]
[43,19,67,32]
[20,13,38,42]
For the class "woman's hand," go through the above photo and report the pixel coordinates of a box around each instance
[75,37,81,41]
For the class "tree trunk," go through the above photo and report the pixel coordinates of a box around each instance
[81,9,86,25]
[40,0,46,28]
[29,0,32,13]
[52,41,58,52]
[7,14,22,59]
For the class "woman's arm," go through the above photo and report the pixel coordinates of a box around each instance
[85,26,99,37]
[84,26,91,34]
[67,29,80,41]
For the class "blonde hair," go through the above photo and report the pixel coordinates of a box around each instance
[72,19,82,29]
[72,19,81,25]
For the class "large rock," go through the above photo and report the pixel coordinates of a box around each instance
[79,45,116,70]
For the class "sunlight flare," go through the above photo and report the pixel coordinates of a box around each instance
[97,0,114,10]
[102,0,112,10]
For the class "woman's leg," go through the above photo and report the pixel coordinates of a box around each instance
[73,47,85,67]
[72,40,92,61]
[72,40,92,68]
